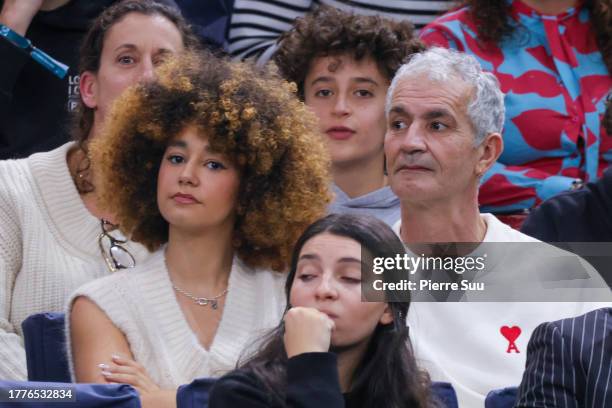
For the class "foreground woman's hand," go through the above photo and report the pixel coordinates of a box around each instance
[283,306,335,358]
[99,354,160,395]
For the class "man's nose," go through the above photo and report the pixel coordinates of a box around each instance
[399,123,427,153]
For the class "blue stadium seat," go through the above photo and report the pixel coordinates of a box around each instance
[21,313,460,408]
[485,386,519,408]
[0,381,139,407]
[177,377,216,408]
[22,313,70,382]
[431,381,459,408]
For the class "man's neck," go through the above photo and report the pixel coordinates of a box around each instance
[332,155,386,199]
[399,197,487,243]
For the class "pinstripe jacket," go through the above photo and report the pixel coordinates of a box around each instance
[515,308,612,408]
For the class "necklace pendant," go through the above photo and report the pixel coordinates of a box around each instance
[196,298,209,306]
[211,300,218,310]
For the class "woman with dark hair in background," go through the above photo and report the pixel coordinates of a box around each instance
[209,213,434,408]
[0,0,198,380]
[420,0,612,228]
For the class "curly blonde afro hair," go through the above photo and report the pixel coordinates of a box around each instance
[90,50,332,272]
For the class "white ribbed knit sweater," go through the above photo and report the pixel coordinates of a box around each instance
[66,249,286,388]
[0,142,150,380]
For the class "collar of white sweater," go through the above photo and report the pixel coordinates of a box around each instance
[27,142,102,258]
[27,142,149,262]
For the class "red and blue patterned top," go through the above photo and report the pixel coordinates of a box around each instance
[420,0,611,213]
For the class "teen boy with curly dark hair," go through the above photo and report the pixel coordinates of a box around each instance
[274,6,425,227]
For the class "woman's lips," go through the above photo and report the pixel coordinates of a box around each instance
[172,193,199,204]
[318,309,339,319]
[326,127,355,141]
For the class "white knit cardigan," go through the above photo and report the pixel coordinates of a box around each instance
[0,142,150,380]
[66,249,287,388]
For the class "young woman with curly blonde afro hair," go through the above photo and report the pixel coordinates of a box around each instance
[67,50,332,408]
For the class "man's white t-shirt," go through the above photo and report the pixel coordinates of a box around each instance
[393,213,611,407]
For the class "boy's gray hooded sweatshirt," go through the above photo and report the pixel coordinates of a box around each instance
[327,184,401,227]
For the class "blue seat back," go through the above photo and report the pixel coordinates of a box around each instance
[177,377,216,408]
[22,313,70,382]
[431,381,459,408]
[0,381,139,407]
[21,313,460,408]
[485,386,519,408]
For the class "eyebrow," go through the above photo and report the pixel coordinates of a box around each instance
[114,44,137,53]
[389,105,454,120]
[298,254,363,265]
[310,76,380,87]
[167,140,212,153]
[167,140,187,148]
[423,109,453,120]
[353,77,380,86]
[298,253,320,261]
[389,105,409,116]
[113,44,174,54]
[337,257,363,265]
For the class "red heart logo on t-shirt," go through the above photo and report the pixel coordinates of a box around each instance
[500,326,521,342]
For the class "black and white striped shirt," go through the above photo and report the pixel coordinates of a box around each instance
[229,0,455,63]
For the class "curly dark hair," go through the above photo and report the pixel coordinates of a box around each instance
[463,0,611,75]
[89,51,332,272]
[273,5,425,98]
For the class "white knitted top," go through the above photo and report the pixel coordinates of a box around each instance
[66,249,287,388]
[0,142,151,380]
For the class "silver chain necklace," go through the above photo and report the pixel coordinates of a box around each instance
[172,284,228,309]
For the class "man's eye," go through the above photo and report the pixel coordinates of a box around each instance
[430,121,448,131]
[315,89,333,97]
[391,120,407,130]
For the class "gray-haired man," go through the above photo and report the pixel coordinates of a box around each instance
[384,47,610,407]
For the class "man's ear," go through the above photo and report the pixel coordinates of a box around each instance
[80,71,98,109]
[379,304,394,326]
[475,132,503,177]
